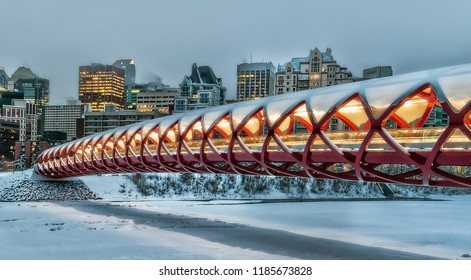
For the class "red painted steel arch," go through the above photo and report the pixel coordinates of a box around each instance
[34,64,471,188]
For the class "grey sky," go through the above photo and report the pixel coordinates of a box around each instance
[2,0,471,104]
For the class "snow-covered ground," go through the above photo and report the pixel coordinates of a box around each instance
[1,170,470,259]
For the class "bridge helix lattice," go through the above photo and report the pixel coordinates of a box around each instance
[34,64,471,188]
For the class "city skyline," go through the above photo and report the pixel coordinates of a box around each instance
[1,0,471,104]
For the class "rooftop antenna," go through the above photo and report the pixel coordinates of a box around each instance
[250,53,252,63]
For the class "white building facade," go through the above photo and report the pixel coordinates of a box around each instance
[136,88,178,115]
[43,102,84,141]
[84,109,157,136]
[276,48,354,95]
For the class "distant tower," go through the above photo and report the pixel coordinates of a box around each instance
[79,64,125,112]
[237,62,276,101]
[363,66,393,79]
[7,66,49,136]
[9,66,49,111]
[113,59,136,85]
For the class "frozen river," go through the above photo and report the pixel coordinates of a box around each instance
[1,196,470,259]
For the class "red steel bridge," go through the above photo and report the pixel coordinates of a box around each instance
[34,64,471,188]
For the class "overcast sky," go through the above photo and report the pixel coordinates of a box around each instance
[2,0,471,104]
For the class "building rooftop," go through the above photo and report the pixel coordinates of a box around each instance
[113,58,135,65]
[10,66,37,83]
[277,48,335,72]
[188,63,220,84]
[277,57,309,72]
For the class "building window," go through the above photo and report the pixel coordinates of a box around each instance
[200,93,209,104]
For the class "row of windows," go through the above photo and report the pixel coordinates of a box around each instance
[80,77,123,81]
[238,76,271,80]
[238,70,272,74]
[237,85,270,89]
[79,86,124,90]
[136,96,175,100]
[277,87,297,93]
[238,78,271,82]
[237,81,271,85]
[79,73,124,77]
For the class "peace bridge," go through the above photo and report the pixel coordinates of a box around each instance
[33,64,471,188]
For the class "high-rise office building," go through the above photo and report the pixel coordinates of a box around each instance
[276,48,353,95]
[8,66,49,115]
[78,64,125,112]
[236,62,276,101]
[7,65,36,91]
[112,59,137,109]
[112,59,136,85]
[3,67,48,140]
[174,63,226,113]
[43,100,84,141]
